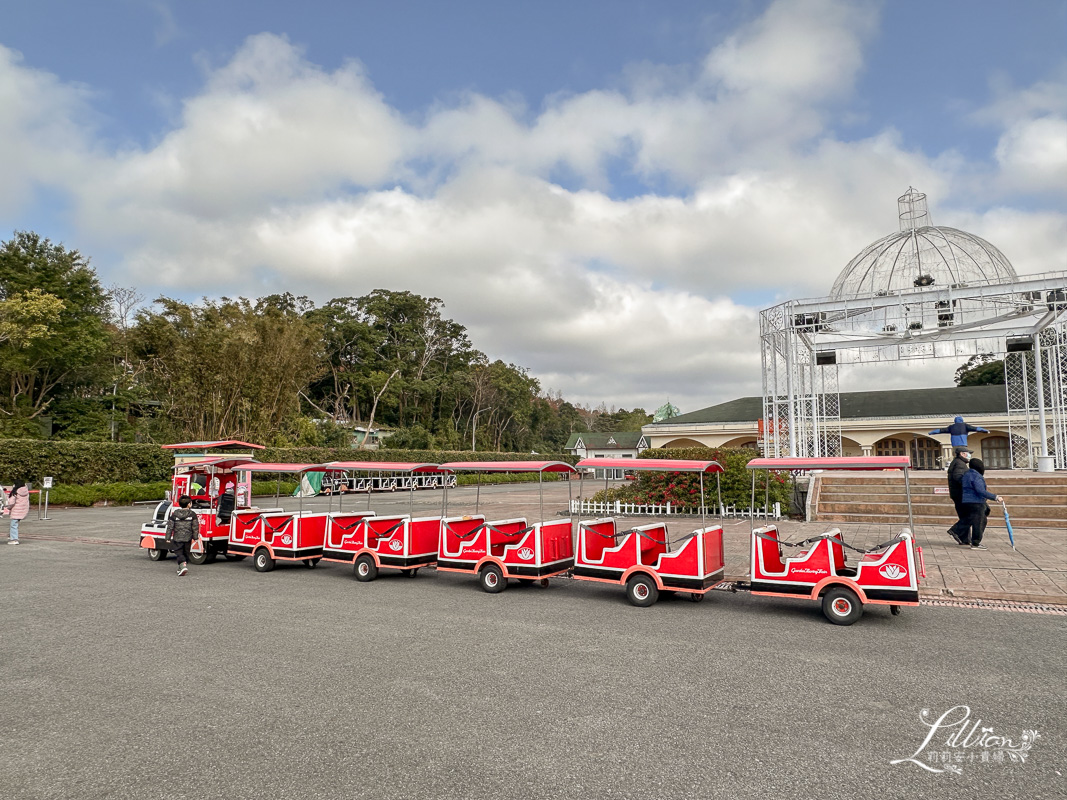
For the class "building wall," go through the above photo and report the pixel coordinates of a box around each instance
[644,413,1020,469]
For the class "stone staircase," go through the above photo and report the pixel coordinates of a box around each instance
[810,471,1067,530]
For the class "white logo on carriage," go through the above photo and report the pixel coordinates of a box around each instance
[281,534,292,545]
[517,547,534,560]
[389,539,402,551]
[879,564,907,580]
[890,705,1040,774]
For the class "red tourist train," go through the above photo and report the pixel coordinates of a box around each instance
[139,445,923,625]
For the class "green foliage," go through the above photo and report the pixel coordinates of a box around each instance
[0,231,653,454]
[591,447,791,510]
[49,481,172,506]
[0,439,172,483]
[955,354,1005,387]
[0,232,112,427]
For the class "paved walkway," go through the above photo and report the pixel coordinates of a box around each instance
[9,485,1066,605]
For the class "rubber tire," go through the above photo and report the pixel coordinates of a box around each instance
[253,548,275,573]
[687,592,705,603]
[148,548,167,561]
[890,604,902,616]
[226,554,247,562]
[403,568,419,578]
[479,564,506,594]
[188,547,209,566]
[822,586,863,626]
[626,574,659,607]
[203,551,218,564]
[354,554,378,582]
[303,558,319,568]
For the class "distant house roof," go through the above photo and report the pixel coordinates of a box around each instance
[564,431,649,451]
[651,385,1008,426]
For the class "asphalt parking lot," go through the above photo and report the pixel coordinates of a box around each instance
[1,495,1064,800]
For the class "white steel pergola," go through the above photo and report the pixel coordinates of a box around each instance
[760,189,1067,470]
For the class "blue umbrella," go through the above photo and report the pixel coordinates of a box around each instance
[1001,501,1016,550]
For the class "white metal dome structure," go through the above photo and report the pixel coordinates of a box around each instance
[829,188,1017,298]
[758,187,1067,469]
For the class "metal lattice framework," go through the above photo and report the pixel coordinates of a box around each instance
[760,189,1067,466]
[1006,327,1067,469]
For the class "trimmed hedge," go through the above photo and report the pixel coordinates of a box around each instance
[0,439,575,486]
[590,447,792,510]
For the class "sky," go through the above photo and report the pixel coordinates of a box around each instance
[1,0,1065,415]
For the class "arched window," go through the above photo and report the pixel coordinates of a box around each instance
[982,436,1011,470]
[875,438,907,457]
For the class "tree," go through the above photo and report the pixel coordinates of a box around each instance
[132,295,325,442]
[955,354,1004,387]
[0,232,112,427]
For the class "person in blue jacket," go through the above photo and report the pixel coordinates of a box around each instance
[959,458,1000,550]
[930,416,989,454]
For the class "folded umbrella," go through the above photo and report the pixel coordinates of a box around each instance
[1000,501,1016,550]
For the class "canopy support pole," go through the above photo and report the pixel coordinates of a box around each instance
[904,466,915,532]
[750,472,757,534]
[699,472,706,533]
[716,473,722,519]
[476,472,481,516]
[538,470,544,524]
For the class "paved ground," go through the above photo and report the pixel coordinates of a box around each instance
[0,516,1064,800]
[15,481,1067,604]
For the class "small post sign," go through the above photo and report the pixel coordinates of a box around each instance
[40,477,53,520]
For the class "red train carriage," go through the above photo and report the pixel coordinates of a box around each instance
[223,463,330,572]
[435,461,577,593]
[315,461,451,579]
[572,458,726,606]
[139,440,264,564]
[739,456,925,625]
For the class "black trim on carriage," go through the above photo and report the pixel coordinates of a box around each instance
[660,569,725,591]
[271,547,325,560]
[863,588,920,603]
[321,548,356,563]
[378,554,438,568]
[227,543,256,556]
[749,580,812,596]
[436,558,479,571]
[572,564,625,580]
[506,559,575,578]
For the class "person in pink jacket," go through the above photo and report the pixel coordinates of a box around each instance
[4,480,30,544]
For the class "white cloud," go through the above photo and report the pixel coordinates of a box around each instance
[0,1,1064,415]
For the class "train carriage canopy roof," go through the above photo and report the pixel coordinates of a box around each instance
[576,458,723,473]
[162,440,265,450]
[230,462,317,473]
[439,460,577,473]
[746,456,911,471]
[315,461,449,473]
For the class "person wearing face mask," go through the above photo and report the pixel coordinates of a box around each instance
[959,458,1000,551]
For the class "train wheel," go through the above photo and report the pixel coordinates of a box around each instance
[188,548,209,566]
[253,549,275,573]
[354,554,378,582]
[539,578,550,588]
[303,558,319,569]
[403,568,419,578]
[626,574,658,607]
[890,605,902,616]
[479,564,506,593]
[148,548,167,561]
[822,586,863,625]
[687,592,705,603]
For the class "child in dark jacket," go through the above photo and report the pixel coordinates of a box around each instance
[960,459,1000,550]
[165,495,201,576]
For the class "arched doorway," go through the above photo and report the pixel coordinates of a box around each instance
[661,438,708,449]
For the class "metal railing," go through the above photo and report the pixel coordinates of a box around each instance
[570,499,780,519]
